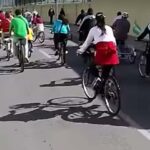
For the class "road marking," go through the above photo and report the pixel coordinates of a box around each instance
[120,111,150,141]
[39,49,52,59]
[38,40,150,141]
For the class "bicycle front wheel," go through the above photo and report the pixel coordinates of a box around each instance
[38,31,45,43]
[138,52,147,77]
[82,68,97,100]
[104,76,121,116]
[128,46,136,64]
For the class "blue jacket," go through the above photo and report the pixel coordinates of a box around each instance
[52,19,70,34]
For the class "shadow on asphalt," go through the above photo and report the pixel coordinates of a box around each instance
[64,43,150,129]
[1,59,62,70]
[40,77,81,87]
[0,97,128,127]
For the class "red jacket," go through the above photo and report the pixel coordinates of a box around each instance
[36,17,43,24]
[0,12,5,21]
[0,18,10,32]
[94,41,119,65]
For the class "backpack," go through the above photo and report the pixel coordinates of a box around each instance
[80,17,96,33]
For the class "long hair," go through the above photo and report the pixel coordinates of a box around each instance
[96,12,106,36]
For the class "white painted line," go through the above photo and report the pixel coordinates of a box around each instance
[120,111,150,141]
[39,49,52,59]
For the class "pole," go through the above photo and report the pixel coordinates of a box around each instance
[55,0,58,19]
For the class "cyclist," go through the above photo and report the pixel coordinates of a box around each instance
[24,10,33,26]
[137,23,150,76]
[9,9,29,62]
[27,24,34,53]
[112,12,130,48]
[112,11,122,24]
[77,13,119,94]
[75,9,86,26]
[52,14,70,56]
[78,8,96,44]
[36,14,44,32]
[0,11,12,53]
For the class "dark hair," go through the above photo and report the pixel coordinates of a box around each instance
[87,8,93,15]
[96,12,106,36]
[37,14,40,18]
[81,9,85,14]
[59,14,69,25]
[5,11,10,18]
[117,11,121,16]
[15,9,22,16]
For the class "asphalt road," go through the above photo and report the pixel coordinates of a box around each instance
[0,27,150,150]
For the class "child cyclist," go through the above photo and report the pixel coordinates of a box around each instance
[52,14,70,55]
[27,24,34,54]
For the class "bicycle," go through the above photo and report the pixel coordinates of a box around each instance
[16,39,26,72]
[137,39,150,78]
[57,39,67,65]
[79,47,121,116]
[117,41,136,64]
[32,26,45,43]
[3,38,12,61]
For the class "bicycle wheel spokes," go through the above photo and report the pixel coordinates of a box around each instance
[139,54,146,77]
[38,31,45,43]
[82,68,97,100]
[104,76,121,116]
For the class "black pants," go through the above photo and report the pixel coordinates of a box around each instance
[146,52,150,75]
[90,65,113,92]
[79,31,88,42]
[50,16,53,25]
[54,33,68,50]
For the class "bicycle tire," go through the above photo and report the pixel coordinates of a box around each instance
[60,43,65,65]
[19,45,25,72]
[28,42,32,58]
[104,75,121,116]
[128,47,136,64]
[138,52,146,77]
[6,50,11,61]
[38,31,45,43]
[5,44,10,61]
[82,68,97,100]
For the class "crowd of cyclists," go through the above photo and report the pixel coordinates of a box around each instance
[0,7,149,93]
[0,9,44,63]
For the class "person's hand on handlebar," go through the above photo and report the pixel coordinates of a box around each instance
[76,47,85,55]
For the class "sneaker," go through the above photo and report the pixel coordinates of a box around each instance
[30,49,33,53]
[24,58,29,63]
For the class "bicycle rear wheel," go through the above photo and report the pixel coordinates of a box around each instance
[38,31,45,43]
[60,43,65,65]
[82,68,97,100]
[138,52,146,77]
[104,75,121,116]
[18,45,25,72]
